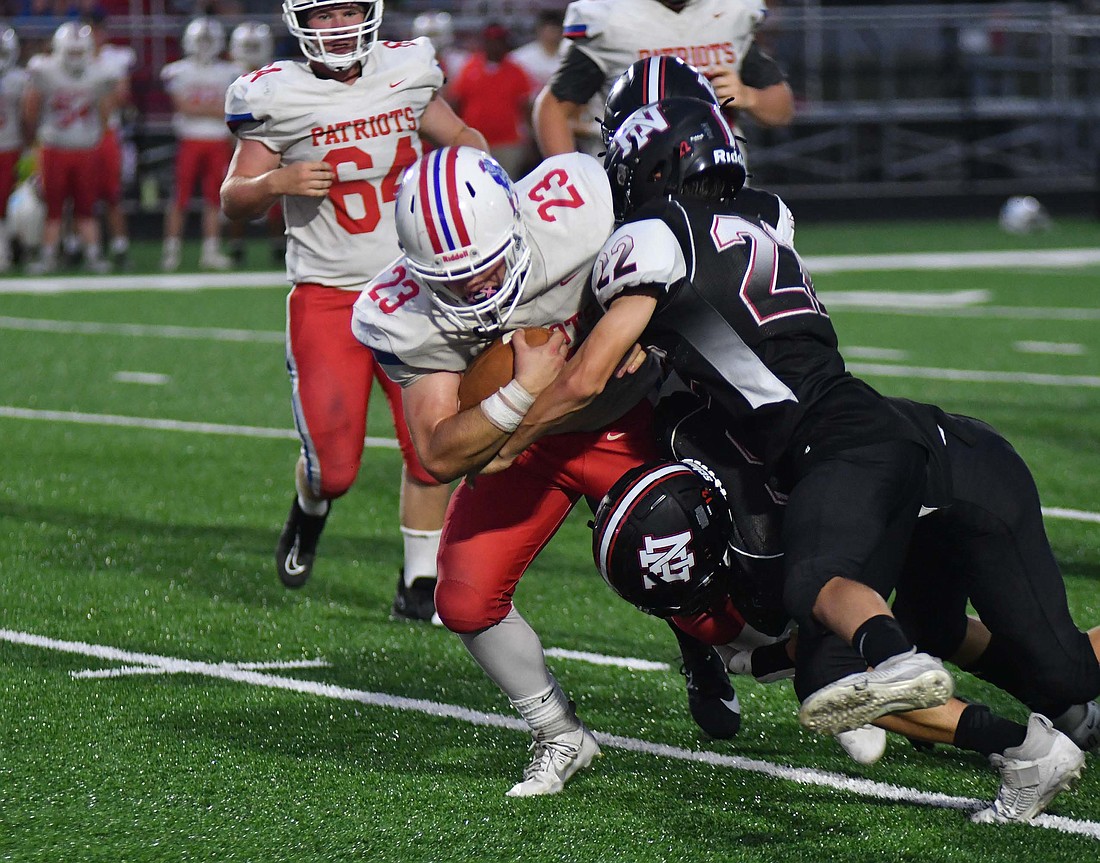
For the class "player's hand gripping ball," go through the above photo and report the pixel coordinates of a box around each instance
[458,327,553,411]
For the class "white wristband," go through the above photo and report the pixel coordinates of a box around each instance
[480,379,534,433]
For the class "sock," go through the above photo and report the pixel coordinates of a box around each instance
[40,243,58,262]
[84,242,103,263]
[162,237,181,256]
[750,640,797,683]
[853,615,913,667]
[400,527,441,585]
[202,237,219,256]
[510,677,580,740]
[953,704,1028,757]
[1052,703,1089,735]
[296,493,329,517]
[110,236,129,256]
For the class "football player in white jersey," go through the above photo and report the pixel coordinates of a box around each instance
[0,23,28,272]
[161,17,241,271]
[220,1,487,620]
[534,0,794,157]
[225,21,282,267]
[352,146,663,796]
[87,13,136,270]
[22,21,119,275]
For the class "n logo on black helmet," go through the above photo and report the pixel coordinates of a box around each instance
[612,104,670,156]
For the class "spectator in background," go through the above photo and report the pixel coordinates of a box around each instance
[534,0,794,158]
[160,16,240,271]
[511,8,564,93]
[511,8,564,169]
[0,22,27,272]
[88,11,135,270]
[449,22,532,178]
[22,20,117,274]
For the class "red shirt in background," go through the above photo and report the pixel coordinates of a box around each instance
[450,52,532,148]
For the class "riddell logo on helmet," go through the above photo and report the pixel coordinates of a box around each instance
[713,148,744,166]
[638,531,695,589]
[441,250,470,263]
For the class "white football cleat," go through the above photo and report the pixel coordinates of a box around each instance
[799,649,954,736]
[971,713,1085,823]
[506,725,601,798]
[834,725,887,765]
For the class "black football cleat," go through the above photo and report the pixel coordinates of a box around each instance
[275,497,329,588]
[673,624,741,739]
[390,569,441,624]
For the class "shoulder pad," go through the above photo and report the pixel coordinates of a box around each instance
[591,218,686,310]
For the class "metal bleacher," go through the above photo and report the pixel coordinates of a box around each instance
[25,1,1096,217]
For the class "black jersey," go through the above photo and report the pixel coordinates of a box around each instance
[592,189,924,477]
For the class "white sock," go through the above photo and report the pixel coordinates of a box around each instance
[296,493,329,517]
[400,527,441,585]
[202,237,220,256]
[163,237,181,255]
[84,242,102,262]
[510,678,580,740]
[1052,703,1088,733]
[110,236,129,255]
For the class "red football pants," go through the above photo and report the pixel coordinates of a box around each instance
[435,400,658,633]
[286,283,437,497]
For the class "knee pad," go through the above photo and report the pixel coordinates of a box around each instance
[434,576,510,634]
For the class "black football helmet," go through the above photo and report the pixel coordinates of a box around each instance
[601,56,719,148]
[605,97,747,221]
[592,460,733,617]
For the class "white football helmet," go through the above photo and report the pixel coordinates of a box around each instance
[998,195,1052,235]
[396,147,531,332]
[411,11,453,50]
[52,22,95,75]
[7,180,46,250]
[283,0,383,71]
[0,24,19,73]
[230,21,274,70]
[182,17,227,64]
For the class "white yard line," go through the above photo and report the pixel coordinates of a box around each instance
[3,404,1099,523]
[848,362,1100,388]
[0,315,283,342]
[0,248,1096,297]
[1014,341,1087,356]
[2,627,1098,839]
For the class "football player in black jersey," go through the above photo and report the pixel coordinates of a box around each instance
[589,393,1096,822]
[498,96,956,737]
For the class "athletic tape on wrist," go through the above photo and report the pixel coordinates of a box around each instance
[480,379,535,432]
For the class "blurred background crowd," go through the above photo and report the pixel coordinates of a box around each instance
[0,0,1097,274]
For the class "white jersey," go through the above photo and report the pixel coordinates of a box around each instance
[225,40,444,288]
[162,57,240,141]
[26,53,117,149]
[511,40,561,92]
[0,66,28,152]
[351,152,656,431]
[564,0,766,105]
[95,43,135,130]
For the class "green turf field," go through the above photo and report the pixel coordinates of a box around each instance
[2,221,1099,862]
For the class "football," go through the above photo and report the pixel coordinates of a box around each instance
[458,327,553,411]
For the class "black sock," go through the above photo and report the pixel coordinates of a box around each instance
[953,704,1028,757]
[852,615,912,667]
